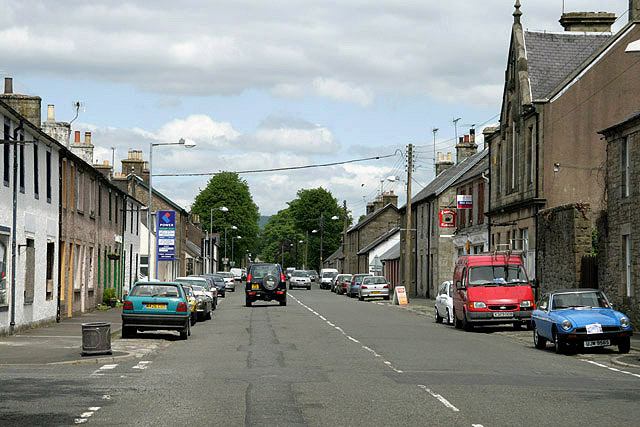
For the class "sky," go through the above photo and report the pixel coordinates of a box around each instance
[0,0,631,217]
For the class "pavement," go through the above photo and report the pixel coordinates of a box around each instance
[0,306,169,366]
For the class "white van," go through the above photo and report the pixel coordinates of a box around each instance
[320,268,339,290]
[230,268,243,281]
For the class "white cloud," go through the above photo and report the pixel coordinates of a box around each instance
[155,115,240,149]
[312,77,374,107]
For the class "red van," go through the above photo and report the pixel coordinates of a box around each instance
[452,252,536,331]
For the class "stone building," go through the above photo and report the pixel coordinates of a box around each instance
[486,1,640,290]
[599,109,640,325]
[0,80,61,335]
[344,202,399,274]
[356,227,399,275]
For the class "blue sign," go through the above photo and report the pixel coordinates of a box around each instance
[157,210,176,261]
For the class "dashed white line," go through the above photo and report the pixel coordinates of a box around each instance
[90,364,118,377]
[74,406,101,424]
[132,361,151,370]
[581,359,640,379]
[347,336,360,343]
[418,385,460,412]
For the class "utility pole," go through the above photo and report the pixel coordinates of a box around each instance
[432,128,438,177]
[405,143,413,300]
[319,212,324,271]
[342,200,347,273]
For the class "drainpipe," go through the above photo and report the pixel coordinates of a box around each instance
[534,110,541,299]
[10,120,24,335]
[56,153,63,322]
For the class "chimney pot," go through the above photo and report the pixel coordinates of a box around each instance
[4,77,12,94]
[104,160,109,166]
[447,153,452,161]
[84,131,91,145]
[74,131,81,143]
[470,128,476,144]
[464,134,470,144]
[47,105,55,121]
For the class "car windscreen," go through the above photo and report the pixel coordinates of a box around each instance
[552,291,609,310]
[322,272,338,278]
[192,285,206,293]
[364,277,387,284]
[251,265,280,279]
[219,272,234,278]
[176,279,207,287]
[292,270,309,277]
[467,265,528,286]
[130,284,181,298]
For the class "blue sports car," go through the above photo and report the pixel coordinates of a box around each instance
[532,288,632,354]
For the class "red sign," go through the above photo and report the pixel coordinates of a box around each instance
[439,209,456,228]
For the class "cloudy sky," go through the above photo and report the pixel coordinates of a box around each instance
[0,0,630,216]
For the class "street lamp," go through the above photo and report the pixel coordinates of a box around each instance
[224,225,238,270]
[148,137,196,280]
[311,214,339,271]
[231,235,242,266]
[205,206,228,273]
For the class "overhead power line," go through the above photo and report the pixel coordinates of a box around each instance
[153,152,399,177]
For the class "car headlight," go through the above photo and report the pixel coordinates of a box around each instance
[471,301,486,309]
[520,300,532,308]
[620,317,630,328]
[561,320,572,331]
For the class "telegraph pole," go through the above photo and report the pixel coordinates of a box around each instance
[342,200,347,273]
[405,143,414,300]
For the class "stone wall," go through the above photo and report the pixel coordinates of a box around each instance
[537,203,593,293]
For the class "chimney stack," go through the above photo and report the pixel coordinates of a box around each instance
[4,77,12,94]
[559,12,615,32]
[75,131,81,143]
[0,76,42,127]
[42,103,71,146]
[94,160,113,180]
[84,131,91,145]
[70,129,94,164]
[435,151,454,176]
[47,104,55,121]
[456,129,478,164]
[631,0,640,22]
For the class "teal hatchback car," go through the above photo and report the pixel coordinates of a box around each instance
[122,281,191,340]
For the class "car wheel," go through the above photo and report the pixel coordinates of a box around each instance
[280,298,287,306]
[122,326,136,339]
[533,323,547,349]
[245,296,252,307]
[553,329,565,354]
[434,307,443,323]
[191,312,197,326]
[206,308,212,320]
[462,311,474,331]
[180,322,189,340]
[307,286,311,290]
[513,322,521,330]
[446,308,452,325]
[454,312,462,329]
[383,295,390,301]
[358,294,364,301]
[618,337,631,354]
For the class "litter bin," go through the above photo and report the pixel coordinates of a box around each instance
[81,322,112,356]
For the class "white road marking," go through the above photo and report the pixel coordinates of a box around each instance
[80,412,94,418]
[418,385,460,412]
[327,321,335,327]
[101,364,117,370]
[88,407,101,411]
[319,315,326,321]
[102,395,111,400]
[347,336,360,343]
[132,361,151,370]
[74,419,87,424]
[581,359,640,379]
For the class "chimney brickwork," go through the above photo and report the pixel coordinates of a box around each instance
[41,104,71,147]
[435,152,454,176]
[559,12,616,32]
[70,130,95,164]
[456,129,478,164]
[631,0,640,22]
[1,77,42,128]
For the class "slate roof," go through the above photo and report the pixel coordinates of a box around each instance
[347,203,398,233]
[452,151,488,187]
[357,228,400,256]
[524,31,611,100]
[379,241,400,261]
[325,245,344,262]
[405,149,488,208]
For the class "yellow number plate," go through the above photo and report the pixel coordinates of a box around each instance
[145,303,167,309]
[371,291,380,295]
[252,284,260,290]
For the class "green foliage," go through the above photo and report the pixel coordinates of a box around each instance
[259,187,351,270]
[358,214,367,223]
[192,172,260,269]
[102,288,116,304]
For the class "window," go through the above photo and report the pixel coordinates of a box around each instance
[98,184,102,217]
[136,206,139,235]
[477,181,485,225]
[24,238,35,304]
[140,255,149,278]
[0,235,8,307]
[88,246,94,289]
[89,178,95,216]
[529,126,535,184]
[62,159,67,208]
[621,136,630,198]
[622,234,631,297]
[46,146,52,203]
[496,142,502,196]
[46,242,54,300]
[109,189,112,222]
[3,117,10,187]
[70,164,75,209]
[33,140,39,199]
[115,195,118,224]
[77,171,84,213]
[73,244,81,290]
[19,135,24,193]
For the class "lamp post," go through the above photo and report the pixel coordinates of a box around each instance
[311,214,339,271]
[206,206,228,273]
[231,235,241,266]
[224,225,238,271]
[147,138,196,280]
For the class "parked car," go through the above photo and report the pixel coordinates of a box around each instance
[191,285,213,321]
[452,252,536,331]
[245,263,287,306]
[286,267,295,280]
[319,268,339,290]
[218,272,236,292]
[347,273,372,297]
[358,276,390,301]
[191,275,218,309]
[532,289,632,354]
[334,274,352,295]
[177,276,216,311]
[307,270,319,282]
[174,281,198,326]
[121,281,191,339]
[434,281,454,324]
[206,274,227,297]
[289,270,312,290]
[230,267,243,281]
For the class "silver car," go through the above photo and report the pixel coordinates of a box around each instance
[434,281,454,324]
[358,276,390,301]
[289,270,311,290]
[218,272,236,292]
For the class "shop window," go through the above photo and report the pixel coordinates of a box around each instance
[46,242,54,300]
[24,238,35,304]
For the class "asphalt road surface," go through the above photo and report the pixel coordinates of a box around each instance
[1,285,639,426]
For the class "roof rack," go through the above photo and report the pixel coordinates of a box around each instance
[492,243,524,261]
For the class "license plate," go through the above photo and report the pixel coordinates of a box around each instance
[584,339,610,348]
[493,312,514,317]
[371,291,381,295]
[252,284,260,290]
[145,303,167,309]
[586,323,603,334]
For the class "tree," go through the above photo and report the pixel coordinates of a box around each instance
[258,208,304,267]
[192,172,260,269]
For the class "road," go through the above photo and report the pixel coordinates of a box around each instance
[1,285,639,426]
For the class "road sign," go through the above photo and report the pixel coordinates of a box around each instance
[157,210,175,261]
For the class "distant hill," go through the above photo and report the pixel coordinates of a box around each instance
[258,215,271,229]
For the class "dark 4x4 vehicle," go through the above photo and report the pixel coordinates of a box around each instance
[245,263,287,307]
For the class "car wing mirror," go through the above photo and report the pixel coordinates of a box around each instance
[456,280,465,290]
[530,278,539,288]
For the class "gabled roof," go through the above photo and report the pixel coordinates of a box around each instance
[129,174,188,214]
[524,31,611,100]
[452,151,489,187]
[325,245,344,262]
[405,149,487,208]
[347,203,398,233]
[357,227,399,256]
[379,240,400,261]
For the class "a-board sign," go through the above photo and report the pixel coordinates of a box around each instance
[393,286,408,305]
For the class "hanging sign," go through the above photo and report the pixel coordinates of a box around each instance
[457,195,472,209]
[439,209,456,228]
[157,210,176,261]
